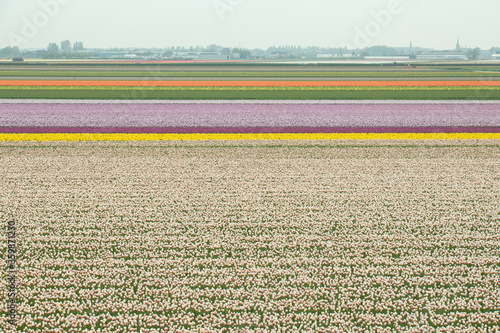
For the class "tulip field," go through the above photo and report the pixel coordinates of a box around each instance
[1,62,500,332]
[1,140,500,332]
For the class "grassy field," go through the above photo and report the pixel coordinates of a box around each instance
[1,141,499,332]
[1,87,499,99]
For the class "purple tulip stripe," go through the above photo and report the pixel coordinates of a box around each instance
[1,103,499,129]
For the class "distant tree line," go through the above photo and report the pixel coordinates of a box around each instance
[467,48,481,60]
[3,42,500,60]
[0,46,22,58]
[47,40,84,53]
[41,40,91,59]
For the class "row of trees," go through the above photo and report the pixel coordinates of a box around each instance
[1,44,89,59]
[47,40,84,53]
[467,48,481,60]
[40,40,89,59]
[0,46,22,58]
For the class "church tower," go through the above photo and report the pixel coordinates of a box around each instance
[456,38,461,50]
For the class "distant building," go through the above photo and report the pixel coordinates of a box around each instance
[478,50,493,59]
[364,56,410,60]
[318,53,360,58]
[12,57,24,62]
[92,51,130,58]
[173,51,233,60]
[197,52,230,60]
[271,51,294,59]
[416,51,467,60]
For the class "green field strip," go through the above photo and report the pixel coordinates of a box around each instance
[1,88,499,100]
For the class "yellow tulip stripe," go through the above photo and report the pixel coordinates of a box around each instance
[1,133,499,141]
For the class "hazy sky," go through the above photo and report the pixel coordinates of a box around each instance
[1,0,498,50]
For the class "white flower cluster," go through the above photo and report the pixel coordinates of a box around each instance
[1,142,499,332]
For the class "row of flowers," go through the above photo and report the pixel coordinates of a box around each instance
[2,70,499,77]
[1,80,500,87]
[1,143,499,331]
[1,133,500,141]
[1,102,499,128]
[2,85,500,91]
